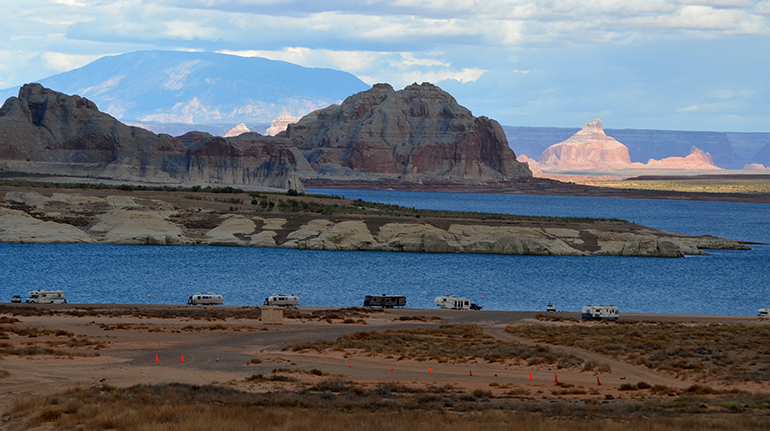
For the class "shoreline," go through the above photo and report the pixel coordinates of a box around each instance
[303,177,770,204]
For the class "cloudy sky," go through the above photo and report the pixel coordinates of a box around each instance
[1,0,769,131]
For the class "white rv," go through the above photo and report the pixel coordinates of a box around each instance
[758,308,770,317]
[187,293,224,305]
[26,290,66,304]
[434,295,471,310]
[264,294,299,307]
[581,305,619,321]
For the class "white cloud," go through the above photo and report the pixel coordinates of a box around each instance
[41,52,102,72]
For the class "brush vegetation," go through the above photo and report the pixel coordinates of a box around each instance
[286,324,583,367]
[506,321,770,382]
[5,383,770,431]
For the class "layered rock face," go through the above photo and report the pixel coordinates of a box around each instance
[1,190,749,257]
[0,84,302,190]
[537,119,720,172]
[539,119,632,170]
[642,146,720,170]
[283,83,532,181]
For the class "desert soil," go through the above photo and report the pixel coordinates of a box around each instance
[1,303,767,417]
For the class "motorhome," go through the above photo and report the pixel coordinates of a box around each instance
[759,308,770,317]
[546,302,556,312]
[434,295,471,310]
[187,293,224,305]
[363,294,406,308]
[26,290,66,304]
[581,305,619,321]
[264,294,299,307]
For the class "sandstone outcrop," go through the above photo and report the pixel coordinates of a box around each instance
[537,119,721,172]
[539,119,632,170]
[0,84,302,190]
[265,115,300,136]
[282,83,532,181]
[640,146,720,170]
[1,189,749,257]
[224,123,251,137]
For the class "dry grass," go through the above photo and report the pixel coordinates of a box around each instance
[0,305,263,320]
[0,323,105,357]
[506,321,770,382]
[4,383,770,431]
[286,324,584,367]
[282,307,386,323]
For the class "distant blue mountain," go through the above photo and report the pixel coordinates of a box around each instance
[0,50,370,124]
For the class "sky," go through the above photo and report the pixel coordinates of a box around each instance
[1,0,769,132]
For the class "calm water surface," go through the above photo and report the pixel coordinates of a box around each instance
[1,190,767,315]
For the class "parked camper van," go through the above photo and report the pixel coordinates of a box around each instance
[264,294,299,307]
[581,305,619,321]
[187,293,224,305]
[26,290,66,304]
[759,308,770,317]
[434,295,471,310]
[546,302,556,312]
[363,294,406,308]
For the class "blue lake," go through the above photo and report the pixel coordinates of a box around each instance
[1,189,768,315]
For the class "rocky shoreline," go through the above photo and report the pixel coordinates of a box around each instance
[0,185,750,258]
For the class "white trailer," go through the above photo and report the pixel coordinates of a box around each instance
[26,290,66,304]
[187,293,224,305]
[434,295,471,310]
[581,305,619,321]
[759,308,770,317]
[264,294,299,307]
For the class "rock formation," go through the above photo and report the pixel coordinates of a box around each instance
[539,119,632,170]
[0,190,749,257]
[265,115,300,136]
[0,84,302,190]
[641,146,720,170]
[1,83,531,188]
[224,123,251,137]
[282,83,532,181]
[537,119,721,172]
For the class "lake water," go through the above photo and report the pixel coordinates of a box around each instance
[1,189,768,315]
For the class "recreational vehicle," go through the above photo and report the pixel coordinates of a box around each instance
[363,294,406,308]
[759,308,770,317]
[434,295,471,310]
[26,290,66,304]
[264,294,299,307]
[546,302,556,312]
[581,305,619,321]
[187,293,224,305]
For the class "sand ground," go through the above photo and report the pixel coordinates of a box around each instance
[1,304,767,418]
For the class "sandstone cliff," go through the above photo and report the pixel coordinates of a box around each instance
[539,119,632,170]
[1,188,749,257]
[538,119,721,172]
[0,84,302,190]
[282,83,532,181]
[640,146,721,170]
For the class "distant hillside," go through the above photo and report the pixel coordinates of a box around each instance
[504,126,770,169]
[0,51,369,124]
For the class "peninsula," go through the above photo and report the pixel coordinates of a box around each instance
[0,183,749,257]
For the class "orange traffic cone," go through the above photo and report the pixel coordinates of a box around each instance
[216,357,219,362]
[155,354,159,362]
[390,366,393,371]
[597,377,601,385]
[469,371,473,376]
[529,372,533,381]
[554,374,558,383]
[181,355,185,362]
[428,367,432,374]
[349,363,351,368]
